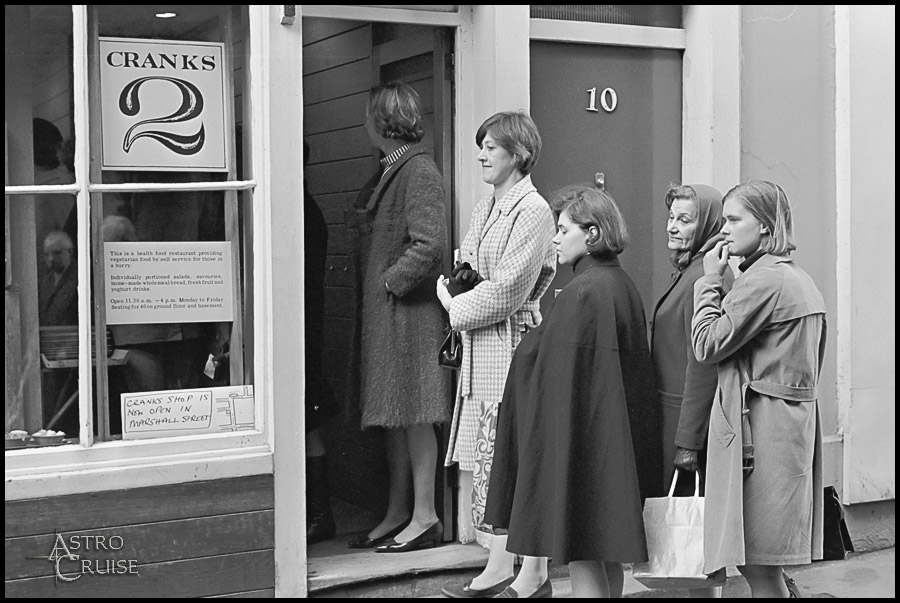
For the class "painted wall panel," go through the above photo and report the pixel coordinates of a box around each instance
[739,5,841,489]
[846,5,895,503]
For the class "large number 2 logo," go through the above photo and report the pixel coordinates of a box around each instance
[119,76,205,155]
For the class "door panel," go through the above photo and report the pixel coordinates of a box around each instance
[302,18,455,540]
[530,42,682,318]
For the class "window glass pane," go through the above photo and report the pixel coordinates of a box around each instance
[100,185,247,438]
[530,5,683,29]
[96,5,242,185]
[90,6,254,440]
[5,5,75,187]
[6,5,80,448]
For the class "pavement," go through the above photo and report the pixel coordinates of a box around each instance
[424,547,894,598]
[557,547,896,598]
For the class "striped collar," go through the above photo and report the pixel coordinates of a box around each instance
[380,143,412,172]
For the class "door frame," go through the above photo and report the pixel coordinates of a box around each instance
[275,5,740,596]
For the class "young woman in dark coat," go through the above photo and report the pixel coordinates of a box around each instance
[484,185,662,598]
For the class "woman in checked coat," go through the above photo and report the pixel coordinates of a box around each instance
[437,111,556,598]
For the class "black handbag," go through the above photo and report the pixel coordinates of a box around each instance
[438,327,461,370]
[822,485,854,560]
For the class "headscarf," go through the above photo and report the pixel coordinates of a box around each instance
[669,184,724,271]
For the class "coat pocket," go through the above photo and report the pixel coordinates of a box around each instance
[710,388,735,448]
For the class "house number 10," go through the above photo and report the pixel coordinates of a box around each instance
[586,87,617,113]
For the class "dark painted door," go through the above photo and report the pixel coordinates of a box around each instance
[529,41,682,317]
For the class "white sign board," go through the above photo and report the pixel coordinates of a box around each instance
[99,37,228,171]
[121,385,255,439]
[105,241,233,325]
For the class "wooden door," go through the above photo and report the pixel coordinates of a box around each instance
[529,41,682,316]
[302,18,455,537]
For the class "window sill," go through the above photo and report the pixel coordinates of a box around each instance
[4,431,273,501]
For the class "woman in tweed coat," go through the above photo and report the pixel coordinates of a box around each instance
[437,111,556,598]
[346,83,451,552]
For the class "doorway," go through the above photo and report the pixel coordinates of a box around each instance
[529,41,682,313]
[301,17,455,550]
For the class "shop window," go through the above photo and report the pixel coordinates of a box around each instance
[6,6,260,465]
[530,5,683,29]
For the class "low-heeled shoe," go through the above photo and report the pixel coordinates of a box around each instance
[347,520,408,549]
[374,519,443,553]
[492,579,553,598]
[442,577,515,598]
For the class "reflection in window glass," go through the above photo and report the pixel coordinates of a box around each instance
[100,187,241,437]
[5,5,254,446]
[6,5,79,446]
[89,6,253,440]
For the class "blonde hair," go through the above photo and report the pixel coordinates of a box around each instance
[724,180,796,255]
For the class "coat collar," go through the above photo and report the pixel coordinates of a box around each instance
[479,175,538,238]
[366,144,429,212]
[740,252,792,276]
[572,252,620,276]
[494,174,537,215]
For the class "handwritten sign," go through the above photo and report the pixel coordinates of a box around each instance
[99,37,228,171]
[105,241,233,325]
[121,385,255,439]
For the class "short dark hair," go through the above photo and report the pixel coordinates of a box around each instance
[475,111,542,175]
[366,81,425,143]
[33,117,63,169]
[723,180,796,255]
[551,184,629,255]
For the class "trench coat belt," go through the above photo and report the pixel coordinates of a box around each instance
[739,379,817,477]
[515,300,541,329]
[746,379,818,402]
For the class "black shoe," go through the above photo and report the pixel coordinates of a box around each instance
[783,571,805,598]
[493,579,553,598]
[347,519,409,549]
[374,520,443,553]
[442,577,515,598]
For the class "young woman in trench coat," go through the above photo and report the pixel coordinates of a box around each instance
[691,180,825,597]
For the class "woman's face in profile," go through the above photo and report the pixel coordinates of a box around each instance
[553,210,590,266]
[666,198,698,252]
[722,197,765,257]
[477,133,518,187]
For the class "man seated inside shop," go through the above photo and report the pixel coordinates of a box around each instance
[39,230,78,327]
[38,230,79,430]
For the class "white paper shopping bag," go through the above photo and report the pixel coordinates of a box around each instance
[632,472,726,589]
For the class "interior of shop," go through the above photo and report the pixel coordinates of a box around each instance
[300,16,458,558]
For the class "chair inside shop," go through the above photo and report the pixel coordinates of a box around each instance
[39,325,128,431]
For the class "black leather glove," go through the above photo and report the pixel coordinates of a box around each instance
[447,261,484,297]
[674,446,700,472]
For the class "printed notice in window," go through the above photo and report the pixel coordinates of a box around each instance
[105,241,233,324]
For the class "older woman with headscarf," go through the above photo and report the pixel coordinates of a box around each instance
[650,184,734,496]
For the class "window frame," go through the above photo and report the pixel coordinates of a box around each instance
[4,5,275,501]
